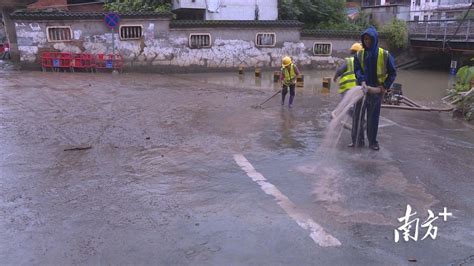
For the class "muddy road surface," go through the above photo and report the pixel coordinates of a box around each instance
[1,70,473,265]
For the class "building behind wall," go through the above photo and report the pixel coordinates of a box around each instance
[27,0,105,11]
[410,0,472,21]
[360,0,411,25]
[27,0,278,20]
[361,0,410,6]
[172,0,278,20]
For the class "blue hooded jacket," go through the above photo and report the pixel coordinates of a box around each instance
[354,26,397,89]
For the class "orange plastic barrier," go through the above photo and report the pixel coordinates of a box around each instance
[95,53,123,72]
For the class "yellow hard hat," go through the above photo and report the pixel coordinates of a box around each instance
[282,56,292,67]
[350,43,363,52]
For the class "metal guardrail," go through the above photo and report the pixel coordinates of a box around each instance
[408,19,474,42]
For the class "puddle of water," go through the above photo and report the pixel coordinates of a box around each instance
[395,69,452,103]
[176,69,452,104]
[176,70,336,94]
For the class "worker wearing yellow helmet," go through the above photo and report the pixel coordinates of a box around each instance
[280,56,301,108]
[333,42,363,97]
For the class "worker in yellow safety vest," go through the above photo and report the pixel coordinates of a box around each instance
[280,56,301,108]
[350,26,397,151]
[333,42,363,98]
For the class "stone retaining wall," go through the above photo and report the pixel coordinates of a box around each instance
[13,17,384,72]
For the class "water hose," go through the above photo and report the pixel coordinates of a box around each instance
[355,94,366,146]
[330,86,454,132]
[381,105,454,112]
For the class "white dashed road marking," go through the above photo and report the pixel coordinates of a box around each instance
[233,154,341,247]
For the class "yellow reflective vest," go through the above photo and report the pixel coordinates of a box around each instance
[281,64,296,85]
[338,57,357,94]
[356,47,389,86]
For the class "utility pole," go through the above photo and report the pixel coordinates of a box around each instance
[1,8,20,62]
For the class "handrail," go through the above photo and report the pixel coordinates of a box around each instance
[407,18,474,23]
[408,16,474,44]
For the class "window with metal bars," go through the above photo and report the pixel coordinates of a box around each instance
[255,33,276,47]
[119,25,143,40]
[313,42,332,56]
[47,27,72,42]
[189,34,211,49]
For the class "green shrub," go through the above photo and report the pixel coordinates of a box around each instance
[381,19,408,51]
[104,0,171,12]
[455,65,474,92]
[446,66,474,121]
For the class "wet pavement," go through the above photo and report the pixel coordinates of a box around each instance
[0,68,473,265]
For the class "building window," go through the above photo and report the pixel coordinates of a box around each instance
[446,12,455,19]
[415,0,420,5]
[313,42,332,56]
[414,15,419,21]
[119,25,143,40]
[189,33,212,48]
[46,26,72,42]
[255,33,276,47]
[424,15,429,21]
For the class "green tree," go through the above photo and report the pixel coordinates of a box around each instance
[278,0,346,27]
[352,10,371,30]
[278,0,302,20]
[381,19,408,51]
[104,0,172,12]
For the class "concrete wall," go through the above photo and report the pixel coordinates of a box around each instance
[15,18,390,71]
[165,27,315,69]
[15,19,169,62]
[301,36,390,60]
[169,27,299,46]
[301,37,359,59]
[14,18,347,71]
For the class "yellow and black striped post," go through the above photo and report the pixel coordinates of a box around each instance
[296,74,304,87]
[322,77,331,94]
[255,67,261,78]
[273,71,281,82]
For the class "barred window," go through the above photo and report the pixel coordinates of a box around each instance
[189,33,211,49]
[47,26,72,42]
[120,25,143,40]
[255,33,276,47]
[313,42,332,56]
